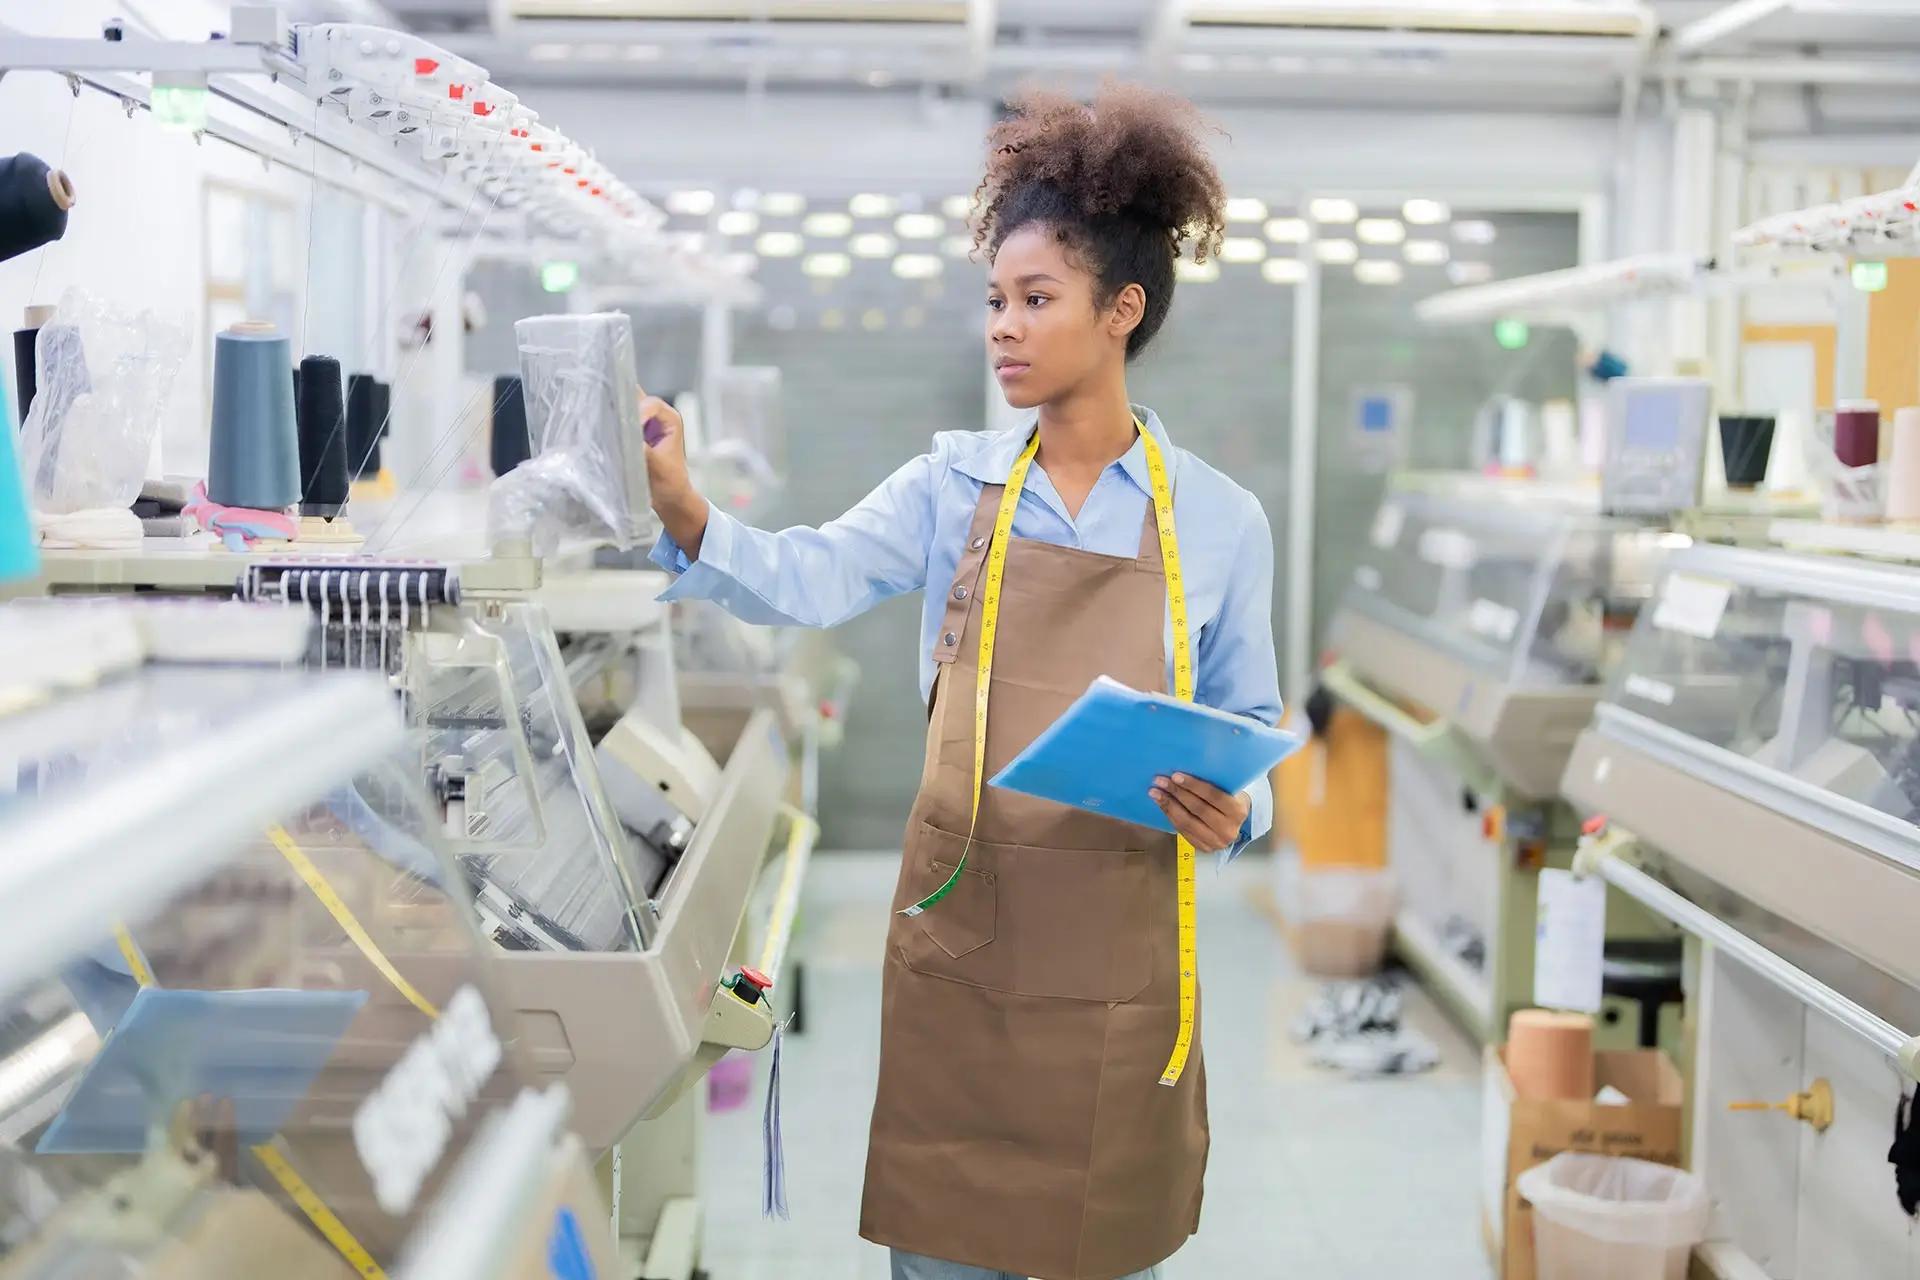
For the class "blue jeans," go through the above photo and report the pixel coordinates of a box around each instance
[890,1251,1166,1280]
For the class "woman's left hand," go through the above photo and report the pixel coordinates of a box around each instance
[1150,774,1250,853]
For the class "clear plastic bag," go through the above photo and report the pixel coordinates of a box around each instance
[488,312,652,556]
[18,288,189,517]
[1518,1152,1708,1280]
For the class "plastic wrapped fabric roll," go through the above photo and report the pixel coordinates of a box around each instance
[0,153,75,265]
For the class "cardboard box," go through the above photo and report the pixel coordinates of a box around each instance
[1273,706,1388,869]
[1481,1046,1685,1280]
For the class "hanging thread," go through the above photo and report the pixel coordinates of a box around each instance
[489,374,530,476]
[0,153,75,265]
[208,322,300,512]
[296,355,348,518]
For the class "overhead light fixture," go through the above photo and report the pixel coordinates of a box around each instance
[529,43,573,61]
[1357,218,1405,245]
[804,211,854,237]
[1404,239,1450,264]
[760,192,806,216]
[1453,219,1498,245]
[1404,198,1451,225]
[1176,258,1220,283]
[1220,237,1267,264]
[667,189,716,217]
[942,195,973,220]
[1447,260,1494,284]
[892,254,943,279]
[1314,238,1358,264]
[1264,217,1310,243]
[850,194,898,219]
[1262,258,1307,284]
[1184,1,1651,38]
[624,43,663,61]
[756,231,804,258]
[862,308,888,331]
[852,233,898,259]
[1226,197,1269,223]
[943,234,975,259]
[1355,260,1403,285]
[803,252,851,279]
[1310,198,1359,224]
[717,210,759,237]
[895,213,945,239]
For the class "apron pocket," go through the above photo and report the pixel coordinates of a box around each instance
[897,822,1155,1004]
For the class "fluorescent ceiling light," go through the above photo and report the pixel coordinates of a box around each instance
[804,211,854,237]
[760,192,806,216]
[803,252,851,278]
[578,43,619,61]
[942,195,973,220]
[1176,258,1220,283]
[1448,260,1494,284]
[1314,238,1358,264]
[667,189,715,216]
[1453,219,1498,245]
[509,0,971,17]
[1355,260,1403,285]
[1226,197,1269,223]
[625,43,663,61]
[1404,239,1450,264]
[895,213,945,239]
[850,193,898,218]
[1404,198,1451,225]
[943,234,975,258]
[724,252,759,274]
[1310,198,1359,224]
[892,254,943,279]
[756,231,804,257]
[1183,1,1652,37]
[1262,258,1307,284]
[862,308,887,331]
[1220,237,1267,264]
[1265,217,1310,243]
[852,233,898,258]
[529,43,572,61]
[1357,218,1406,245]
[717,210,759,237]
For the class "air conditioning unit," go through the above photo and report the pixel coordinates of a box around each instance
[1184,0,1653,38]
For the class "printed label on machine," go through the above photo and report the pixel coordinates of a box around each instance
[1533,868,1606,1014]
[1651,573,1732,640]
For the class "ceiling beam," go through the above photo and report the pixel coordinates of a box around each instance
[1670,0,1790,55]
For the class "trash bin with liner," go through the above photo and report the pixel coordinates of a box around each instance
[1516,1152,1709,1280]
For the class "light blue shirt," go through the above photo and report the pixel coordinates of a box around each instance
[652,406,1283,857]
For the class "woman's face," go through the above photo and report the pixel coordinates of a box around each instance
[985,224,1121,410]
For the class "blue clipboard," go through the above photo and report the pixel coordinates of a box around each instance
[37,986,367,1154]
[989,676,1304,833]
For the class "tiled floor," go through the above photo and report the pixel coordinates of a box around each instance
[699,852,1495,1280]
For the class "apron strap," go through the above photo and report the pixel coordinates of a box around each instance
[930,479,1006,668]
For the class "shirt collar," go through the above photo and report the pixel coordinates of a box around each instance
[955,405,1176,497]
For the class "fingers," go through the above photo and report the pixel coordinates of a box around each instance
[1149,781,1238,851]
[1159,773,1239,826]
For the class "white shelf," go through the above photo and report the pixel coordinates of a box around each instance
[1767,517,1920,564]
[1415,252,1708,325]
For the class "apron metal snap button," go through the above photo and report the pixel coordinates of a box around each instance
[970,536,986,550]
[953,585,969,601]
[942,631,957,646]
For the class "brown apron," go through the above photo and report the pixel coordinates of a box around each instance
[859,475,1208,1280]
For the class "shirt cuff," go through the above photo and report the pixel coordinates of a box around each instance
[1220,773,1274,867]
[651,502,736,601]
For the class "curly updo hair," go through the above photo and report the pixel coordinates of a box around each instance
[973,82,1227,360]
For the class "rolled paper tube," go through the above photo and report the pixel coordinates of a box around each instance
[0,154,75,265]
[1886,408,1920,524]
[296,355,347,517]
[1507,1009,1596,1101]
[1835,400,1882,469]
[207,321,299,511]
[490,374,531,476]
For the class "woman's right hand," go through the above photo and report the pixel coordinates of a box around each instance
[640,388,711,558]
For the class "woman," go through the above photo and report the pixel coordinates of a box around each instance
[643,83,1282,1280]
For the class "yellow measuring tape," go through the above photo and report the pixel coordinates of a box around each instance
[115,824,445,1278]
[903,420,1200,1086]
